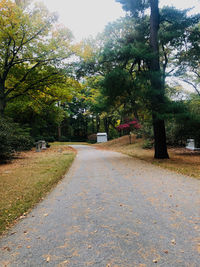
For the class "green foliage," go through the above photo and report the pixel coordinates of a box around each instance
[87,134,97,143]
[142,139,153,149]
[139,120,154,140]
[0,0,74,114]
[102,68,132,103]
[0,117,33,161]
[0,117,13,160]
[116,0,149,16]
[164,95,200,146]
[11,127,34,151]
[109,128,119,140]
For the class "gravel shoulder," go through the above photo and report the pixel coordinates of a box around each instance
[0,145,199,266]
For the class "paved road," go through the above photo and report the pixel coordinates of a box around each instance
[0,145,200,266]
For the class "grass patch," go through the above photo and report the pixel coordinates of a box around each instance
[51,142,89,146]
[96,135,200,180]
[0,145,76,235]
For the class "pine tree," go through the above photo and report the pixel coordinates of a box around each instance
[116,0,169,158]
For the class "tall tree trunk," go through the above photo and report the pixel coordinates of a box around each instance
[0,98,6,116]
[92,116,95,133]
[85,117,88,138]
[149,0,169,159]
[58,125,61,140]
[0,83,6,116]
[96,115,100,133]
[103,117,110,137]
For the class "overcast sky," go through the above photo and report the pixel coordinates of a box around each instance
[34,0,200,41]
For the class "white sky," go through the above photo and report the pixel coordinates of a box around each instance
[35,0,200,42]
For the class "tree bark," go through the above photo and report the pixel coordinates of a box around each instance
[85,117,88,138]
[0,98,6,116]
[103,117,110,136]
[0,83,6,116]
[92,116,95,133]
[149,0,169,159]
[96,115,100,133]
[58,125,61,140]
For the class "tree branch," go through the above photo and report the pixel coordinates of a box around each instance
[182,79,200,95]
[7,72,60,101]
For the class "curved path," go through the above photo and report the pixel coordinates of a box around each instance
[0,145,200,266]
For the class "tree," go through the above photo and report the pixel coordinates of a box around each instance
[4,75,82,141]
[116,0,169,158]
[0,0,74,115]
[117,118,141,143]
[149,0,169,158]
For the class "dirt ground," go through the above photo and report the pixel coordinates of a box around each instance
[96,135,200,179]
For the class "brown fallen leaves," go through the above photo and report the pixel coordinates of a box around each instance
[3,247,11,252]
[171,239,176,245]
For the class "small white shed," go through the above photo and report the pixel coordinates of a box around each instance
[97,133,107,143]
[186,139,200,151]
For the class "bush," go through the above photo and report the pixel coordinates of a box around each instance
[0,118,14,161]
[140,121,154,140]
[109,128,119,140]
[87,134,97,143]
[59,136,70,142]
[35,136,45,142]
[44,136,55,143]
[0,117,34,161]
[11,135,34,151]
[142,139,153,149]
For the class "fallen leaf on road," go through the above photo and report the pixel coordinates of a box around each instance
[60,260,69,265]
[44,213,49,217]
[10,232,16,236]
[171,239,176,245]
[164,250,168,254]
[3,247,11,252]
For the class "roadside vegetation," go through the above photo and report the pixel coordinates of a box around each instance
[0,145,76,235]
[51,142,88,146]
[96,135,200,180]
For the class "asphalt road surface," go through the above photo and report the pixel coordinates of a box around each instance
[0,145,200,266]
